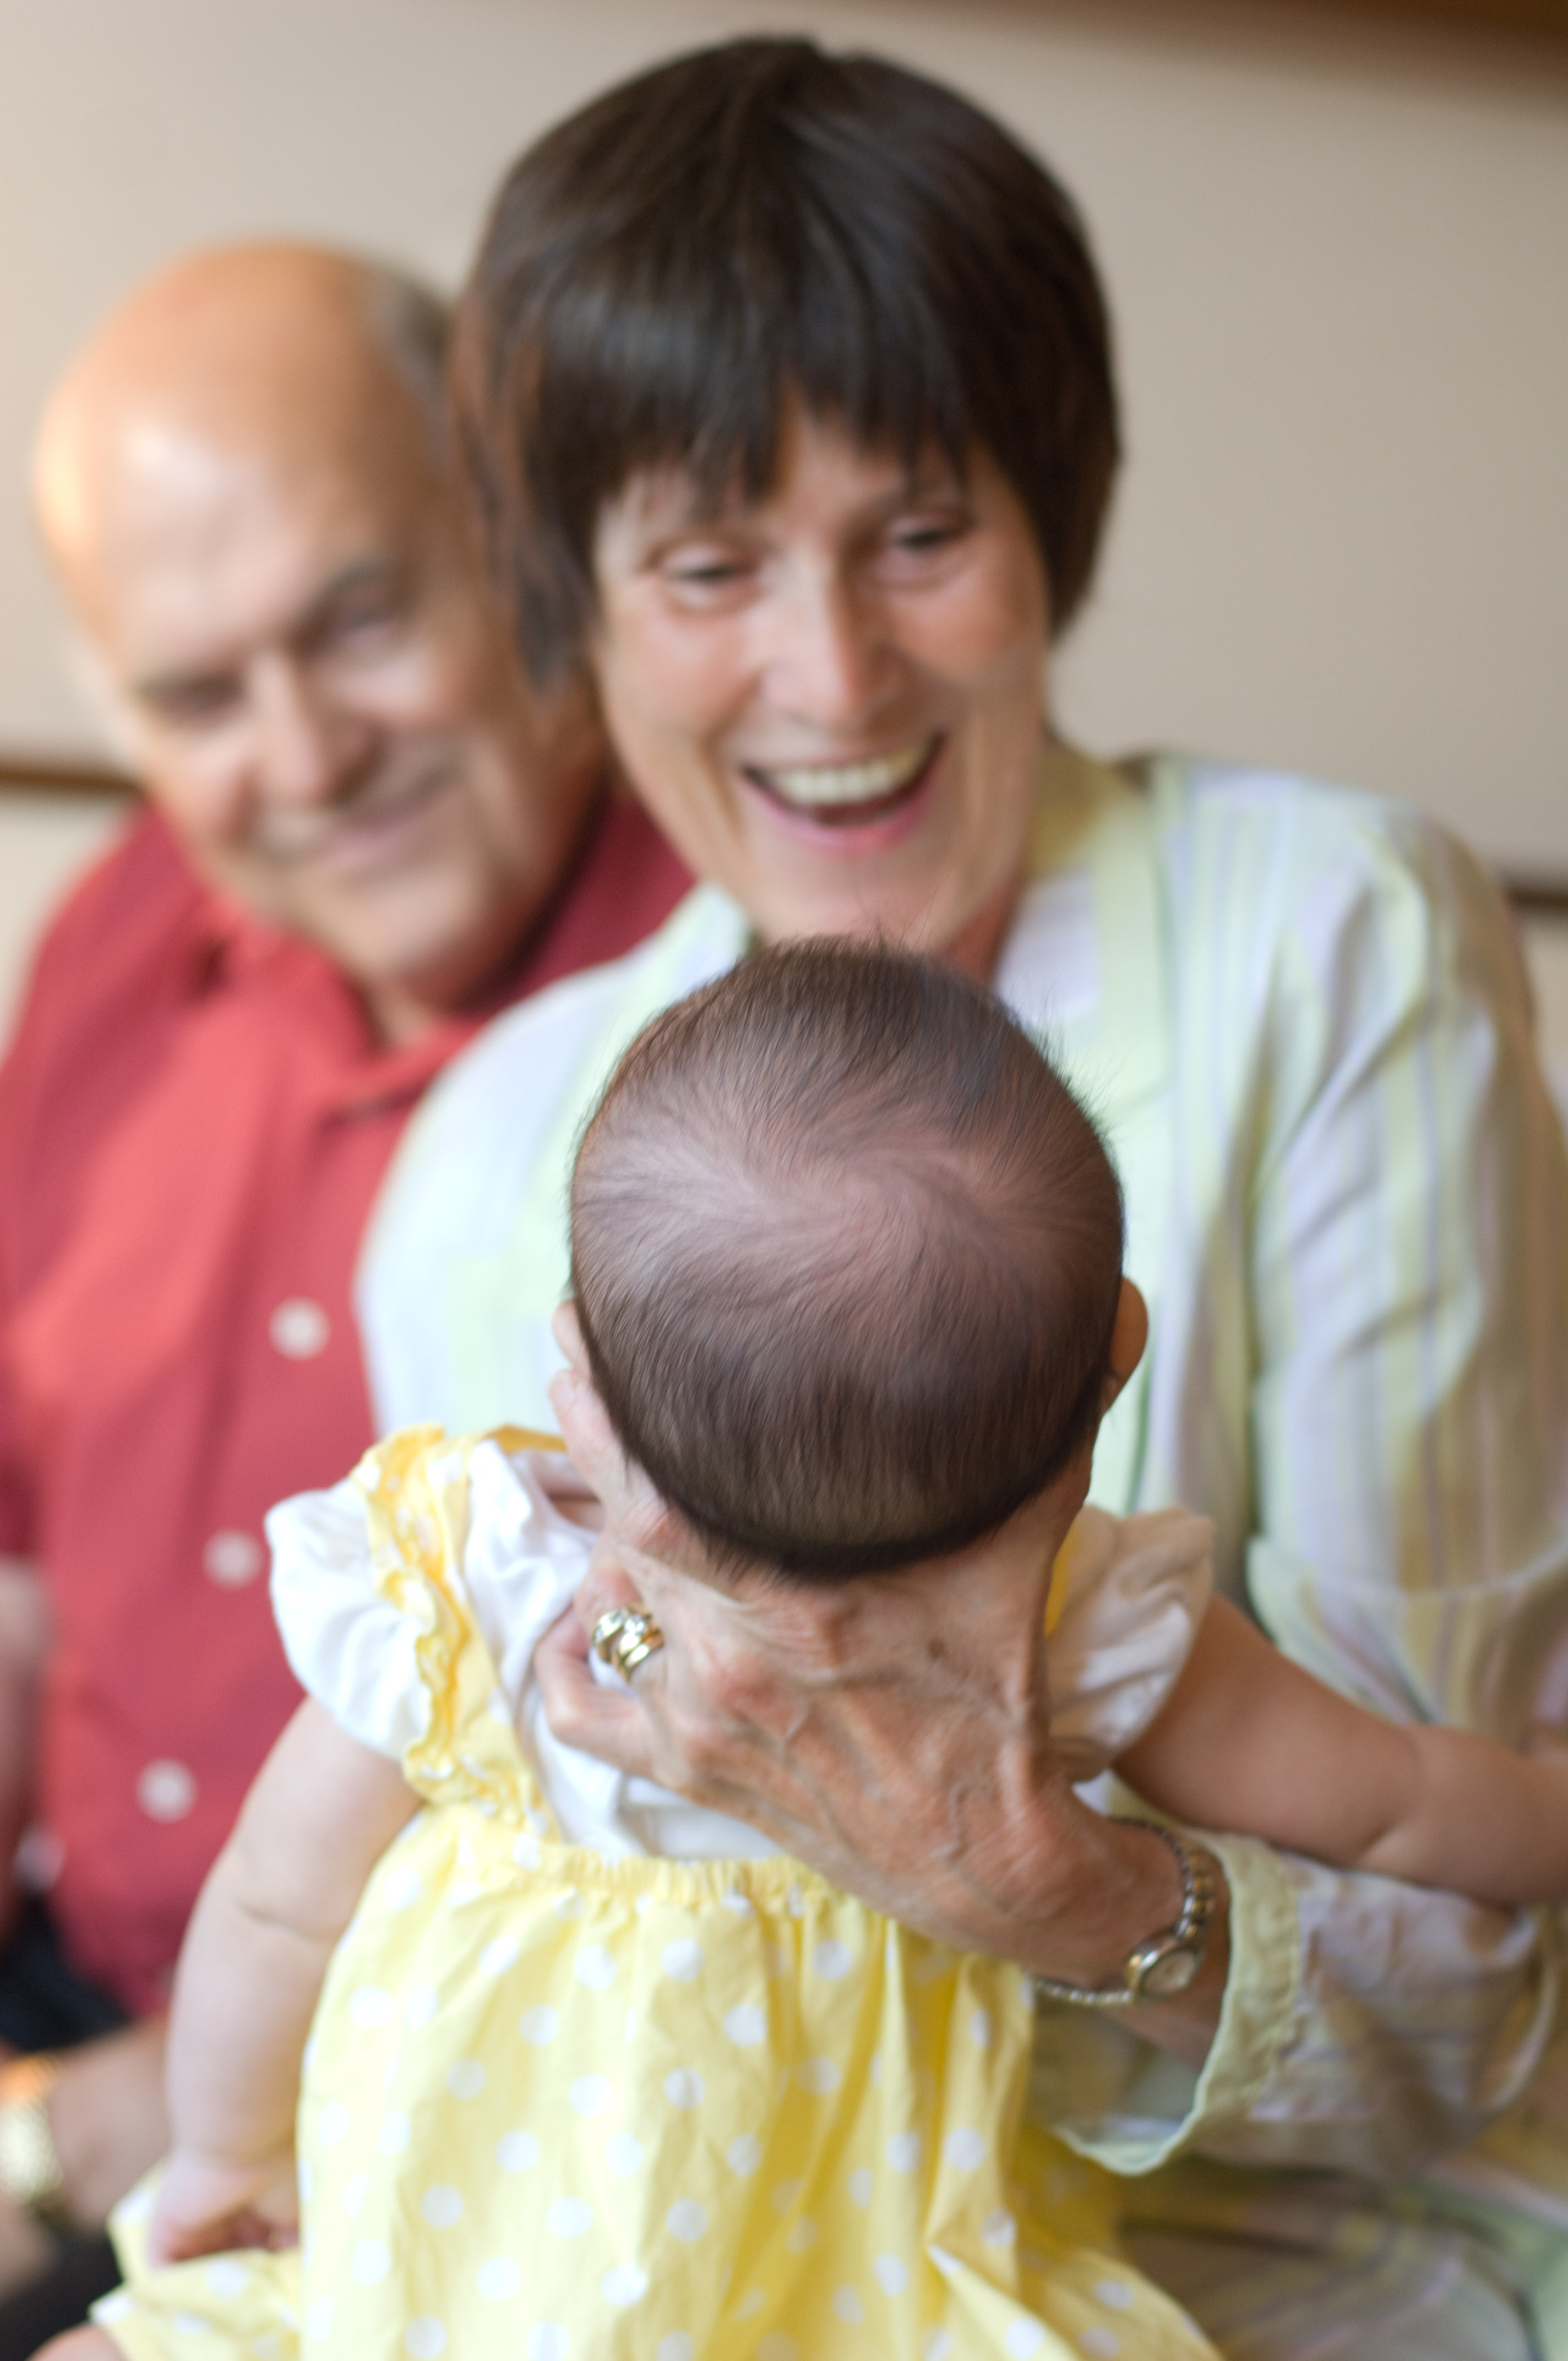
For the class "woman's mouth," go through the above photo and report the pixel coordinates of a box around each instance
[743,737,940,830]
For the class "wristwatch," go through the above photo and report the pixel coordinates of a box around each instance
[0,2052,72,2233]
[1032,1821,1216,2008]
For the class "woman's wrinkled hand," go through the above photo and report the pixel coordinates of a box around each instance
[537,1354,1205,2003]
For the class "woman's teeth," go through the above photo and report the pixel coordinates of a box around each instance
[758,741,935,810]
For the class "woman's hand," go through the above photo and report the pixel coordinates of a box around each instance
[538,1358,1229,2059]
[146,2143,298,2264]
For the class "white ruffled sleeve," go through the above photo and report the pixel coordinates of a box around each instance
[266,1479,428,1760]
[1046,1505,1214,1776]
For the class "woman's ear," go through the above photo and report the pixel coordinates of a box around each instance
[1099,1279,1149,1411]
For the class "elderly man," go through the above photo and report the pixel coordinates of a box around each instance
[0,243,687,2341]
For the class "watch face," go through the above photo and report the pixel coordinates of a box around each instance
[1139,1945,1203,1999]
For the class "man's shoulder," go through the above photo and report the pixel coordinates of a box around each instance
[19,800,204,1024]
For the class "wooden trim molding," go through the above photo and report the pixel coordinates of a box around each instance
[0,744,1564,909]
[0,751,135,799]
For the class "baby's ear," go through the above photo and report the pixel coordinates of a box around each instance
[1099,1279,1149,1411]
[551,1298,591,1376]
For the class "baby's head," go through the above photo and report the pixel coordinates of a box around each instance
[569,941,1126,1577]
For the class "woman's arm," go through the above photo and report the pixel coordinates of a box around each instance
[150,1700,417,2262]
[1120,1595,1568,1903]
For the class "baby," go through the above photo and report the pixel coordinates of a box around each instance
[65,942,1568,2361]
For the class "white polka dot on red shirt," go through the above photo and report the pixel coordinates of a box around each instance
[203,1530,263,1586]
[270,1298,331,1358]
[137,1760,196,1822]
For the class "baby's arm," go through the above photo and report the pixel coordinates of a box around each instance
[1118,1595,1568,1903]
[149,1700,417,2263]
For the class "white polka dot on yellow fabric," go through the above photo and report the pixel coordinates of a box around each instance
[477,2259,520,2301]
[970,2007,992,2047]
[496,2129,539,2173]
[518,2006,558,2046]
[352,2240,391,2284]
[1079,2332,1121,2359]
[172,2311,210,2335]
[349,1985,395,2028]
[734,2289,766,2320]
[723,2003,766,2046]
[661,1938,703,1981]
[606,2132,644,2177]
[785,2215,818,2252]
[770,2178,803,2215]
[666,2199,706,2243]
[480,1934,518,1976]
[831,2286,865,2323]
[404,1984,439,2028]
[809,1938,853,1981]
[981,2207,1017,2246]
[1004,2326,1046,2359]
[315,2102,350,2146]
[726,2133,761,2177]
[342,2174,368,2217]
[446,2057,486,2098]
[524,2328,569,2361]
[657,2336,695,2361]
[602,2264,650,2306]
[204,2259,250,2298]
[556,1888,584,1919]
[757,2335,798,2361]
[664,2066,704,2108]
[420,2186,463,2227]
[847,2167,874,2207]
[569,2074,612,2116]
[922,2331,954,2361]
[874,2254,908,2295]
[575,1944,616,1989]
[886,2131,922,2172]
[721,1890,753,1914]
[404,2320,447,2357]
[379,2111,411,2154]
[943,2127,987,2170]
[1094,2280,1135,2310]
[548,2196,593,2238]
[796,2056,840,2095]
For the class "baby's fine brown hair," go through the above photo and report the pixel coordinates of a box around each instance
[570,942,1124,1577]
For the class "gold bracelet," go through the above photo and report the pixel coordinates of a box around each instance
[0,2053,72,2233]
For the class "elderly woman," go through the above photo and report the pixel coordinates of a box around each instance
[360,41,1568,2360]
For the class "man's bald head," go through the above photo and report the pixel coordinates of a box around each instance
[36,244,448,635]
[32,243,603,1043]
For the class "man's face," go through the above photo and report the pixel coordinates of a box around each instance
[73,397,599,1036]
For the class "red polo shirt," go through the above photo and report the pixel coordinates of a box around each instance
[0,793,689,2014]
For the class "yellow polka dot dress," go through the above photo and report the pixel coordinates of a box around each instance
[97,1432,1218,2361]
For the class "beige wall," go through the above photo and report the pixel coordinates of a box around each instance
[1,0,1565,912]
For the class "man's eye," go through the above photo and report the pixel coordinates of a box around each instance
[141,681,239,729]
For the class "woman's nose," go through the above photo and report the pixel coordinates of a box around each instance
[760,572,892,729]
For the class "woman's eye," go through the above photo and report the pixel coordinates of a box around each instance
[885,517,966,559]
[660,548,754,595]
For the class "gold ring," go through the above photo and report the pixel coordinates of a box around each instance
[590,1604,666,1679]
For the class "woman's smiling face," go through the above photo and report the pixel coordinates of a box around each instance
[590,409,1052,980]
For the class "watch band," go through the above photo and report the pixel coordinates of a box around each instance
[0,2052,72,2233]
[1031,1821,1215,2009]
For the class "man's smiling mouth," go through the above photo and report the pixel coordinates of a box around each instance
[744,737,940,828]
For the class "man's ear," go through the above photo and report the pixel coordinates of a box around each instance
[551,1298,591,1377]
[1099,1279,1149,1412]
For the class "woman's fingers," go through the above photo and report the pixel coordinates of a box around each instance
[533,1608,659,1780]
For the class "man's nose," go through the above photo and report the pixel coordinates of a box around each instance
[249,655,374,805]
[761,572,892,729]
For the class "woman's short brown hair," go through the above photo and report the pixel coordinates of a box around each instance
[453,38,1121,683]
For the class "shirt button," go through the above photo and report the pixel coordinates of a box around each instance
[138,1760,197,1823]
[269,1298,331,1359]
[203,1530,264,1588]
